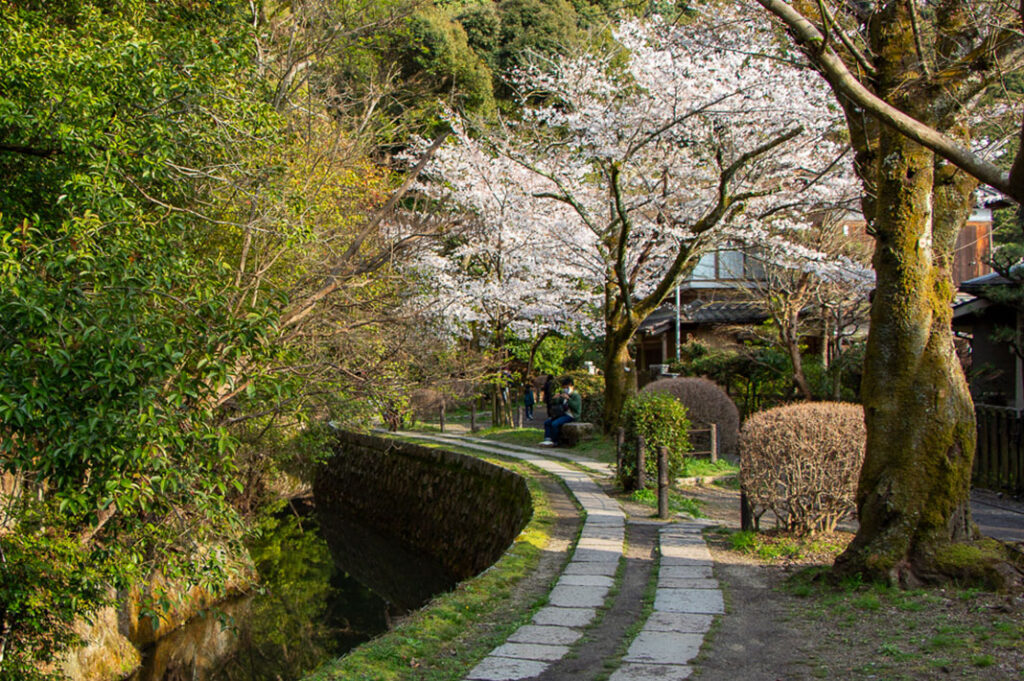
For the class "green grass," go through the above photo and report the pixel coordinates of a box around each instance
[478,427,618,463]
[305,460,557,681]
[727,529,849,563]
[781,569,1024,680]
[628,487,705,518]
[680,458,738,478]
[476,426,545,447]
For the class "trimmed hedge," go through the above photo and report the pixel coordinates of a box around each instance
[739,402,865,535]
[641,377,740,457]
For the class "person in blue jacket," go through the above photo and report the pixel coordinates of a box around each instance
[540,377,581,447]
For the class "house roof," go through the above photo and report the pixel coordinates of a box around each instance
[641,300,770,335]
[959,272,1014,296]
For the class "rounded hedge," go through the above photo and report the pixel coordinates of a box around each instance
[739,401,865,535]
[641,377,740,458]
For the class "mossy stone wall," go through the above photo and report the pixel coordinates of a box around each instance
[314,431,533,580]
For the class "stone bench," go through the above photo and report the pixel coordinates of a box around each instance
[560,422,595,447]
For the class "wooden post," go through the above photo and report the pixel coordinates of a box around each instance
[439,403,446,433]
[658,446,670,519]
[709,423,718,462]
[470,403,477,433]
[637,435,647,490]
[616,427,625,483]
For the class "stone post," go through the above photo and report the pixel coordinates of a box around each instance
[616,427,625,484]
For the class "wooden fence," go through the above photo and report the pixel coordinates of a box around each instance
[974,405,1024,496]
[688,423,718,462]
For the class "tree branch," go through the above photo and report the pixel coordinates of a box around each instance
[755,0,1020,203]
[0,143,59,158]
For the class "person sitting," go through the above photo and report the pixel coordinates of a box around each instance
[540,377,581,447]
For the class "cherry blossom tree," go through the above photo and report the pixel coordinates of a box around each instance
[415,7,853,430]
[732,214,873,400]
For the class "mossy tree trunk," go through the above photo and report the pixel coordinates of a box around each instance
[831,2,984,585]
[602,320,639,432]
[835,129,977,584]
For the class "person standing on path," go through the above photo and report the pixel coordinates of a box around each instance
[524,382,535,420]
[541,374,555,411]
[540,377,581,446]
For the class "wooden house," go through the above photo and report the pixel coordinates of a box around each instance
[638,206,994,379]
[953,272,1023,410]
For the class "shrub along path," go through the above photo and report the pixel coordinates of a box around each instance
[397,431,721,681]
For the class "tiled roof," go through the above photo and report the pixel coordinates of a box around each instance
[959,272,1014,296]
[640,300,770,335]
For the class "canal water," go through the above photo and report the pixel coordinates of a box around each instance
[128,501,458,681]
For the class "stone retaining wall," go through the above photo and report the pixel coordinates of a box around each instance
[314,431,533,581]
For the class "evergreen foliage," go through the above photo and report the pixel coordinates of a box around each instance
[618,391,691,488]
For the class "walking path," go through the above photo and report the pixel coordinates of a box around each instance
[394,431,717,681]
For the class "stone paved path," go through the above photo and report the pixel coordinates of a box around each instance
[394,432,723,681]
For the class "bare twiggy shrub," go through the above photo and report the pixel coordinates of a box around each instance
[740,402,865,535]
[642,377,740,457]
[409,388,445,421]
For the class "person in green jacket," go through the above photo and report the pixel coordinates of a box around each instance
[540,377,582,446]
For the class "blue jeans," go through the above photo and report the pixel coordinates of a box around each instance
[544,415,574,444]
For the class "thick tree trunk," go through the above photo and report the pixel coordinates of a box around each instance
[834,128,977,586]
[602,329,637,434]
[823,1,1024,588]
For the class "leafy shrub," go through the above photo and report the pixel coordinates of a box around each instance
[619,392,691,488]
[739,402,865,535]
[641,377,740,458]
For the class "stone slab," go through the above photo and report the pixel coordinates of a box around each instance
[571,547,622,563]
[659,556,713,569]
[643,612,715,634]
[585,509,626,523]
[508,625,583,646]
[557,574,615,588]
[563,561,619,577]
[531,606,597,627]
[608,663,693,681]
[577,537,625,552]
[548,584,609,608]
[658,564,713,580]
[657,577,719,589]
[654,588,725,614]
[624,631,704,665]
[466,656,549,680]
[492,642,570,662]
[659,544,712,561]
[580,527,625,541]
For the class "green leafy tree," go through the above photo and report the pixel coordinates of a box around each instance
[0,2,285,674]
